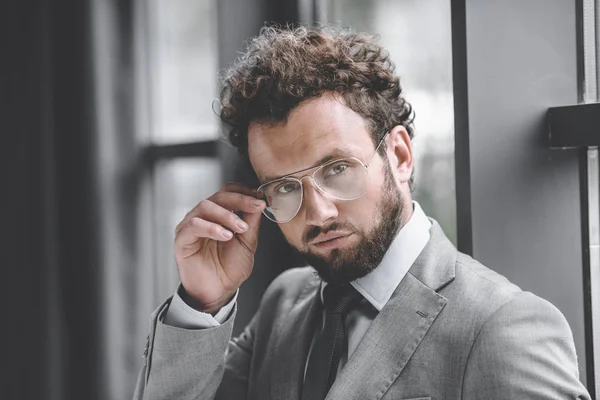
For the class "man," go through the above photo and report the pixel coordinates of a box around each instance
[134,26,591,400]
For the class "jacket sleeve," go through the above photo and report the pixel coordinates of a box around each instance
[462,291,591,400]
[132,297,255,400]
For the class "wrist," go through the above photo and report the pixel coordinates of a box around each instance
[177,285,235,315]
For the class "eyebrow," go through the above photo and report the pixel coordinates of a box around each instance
[260,148,356,184]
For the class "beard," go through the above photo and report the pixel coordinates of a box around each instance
[297,163,405,284]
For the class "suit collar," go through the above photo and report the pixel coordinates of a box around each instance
[408,218,457,292]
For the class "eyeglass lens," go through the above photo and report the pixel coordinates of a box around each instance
[258,158,370,223]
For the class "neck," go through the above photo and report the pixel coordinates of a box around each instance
[398,194,414,229]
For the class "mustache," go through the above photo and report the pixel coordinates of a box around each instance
[303,222,356,244]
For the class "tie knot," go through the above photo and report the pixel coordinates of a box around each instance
[323,283,363,315]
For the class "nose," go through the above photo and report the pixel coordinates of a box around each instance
[300,177,338,226]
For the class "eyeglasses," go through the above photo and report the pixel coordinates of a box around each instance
[256,133,389,223]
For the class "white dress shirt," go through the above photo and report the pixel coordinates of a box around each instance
[164,201,432,370]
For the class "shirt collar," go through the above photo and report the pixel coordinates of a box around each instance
[320,201,432,311]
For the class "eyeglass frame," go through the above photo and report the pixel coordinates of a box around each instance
[256,132,390,223]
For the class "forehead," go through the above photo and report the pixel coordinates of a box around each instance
[248,95,374,182]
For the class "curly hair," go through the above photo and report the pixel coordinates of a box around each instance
[219,25,414,166]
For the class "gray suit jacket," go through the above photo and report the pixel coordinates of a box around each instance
[134,221,591,400]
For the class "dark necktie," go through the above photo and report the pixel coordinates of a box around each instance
[301,283,363,400]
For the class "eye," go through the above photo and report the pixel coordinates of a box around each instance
[274,181,300,194]
[324,162,349,177]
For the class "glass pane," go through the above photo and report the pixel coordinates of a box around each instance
[328,0,456,244]
[149,0,219,143]
[154,158,222,300]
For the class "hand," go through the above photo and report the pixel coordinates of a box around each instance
[174,182,266,314]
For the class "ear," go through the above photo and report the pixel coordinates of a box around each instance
[385,125,413,184]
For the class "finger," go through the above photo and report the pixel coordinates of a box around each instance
[233,201,266,253]
[208,191,265,214]
[219,182,257,196]
[176,189,262,235]
[175,217,234,247]
[177,199,251,236]
[177,194,259,234]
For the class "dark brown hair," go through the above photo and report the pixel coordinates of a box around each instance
[219,25,414,164]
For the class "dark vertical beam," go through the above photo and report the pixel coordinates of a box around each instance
[450,0,473,256]
[51,0,102,398]
[2,0,102,398]
[2,1,49,398]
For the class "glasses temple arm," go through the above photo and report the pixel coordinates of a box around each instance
[365,132,390,167]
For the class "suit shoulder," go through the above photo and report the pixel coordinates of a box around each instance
[441,253,525,323]
[455,252,520,291]
[486,290,571,332]
[449,254,571,331]
[462,290,585,398]
[453,253,522,301]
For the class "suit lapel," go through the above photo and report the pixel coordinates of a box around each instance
[270,274,321,400]
[326,273,447,400]
[326,220,456,400]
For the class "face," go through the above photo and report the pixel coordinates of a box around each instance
[248,94,413,284]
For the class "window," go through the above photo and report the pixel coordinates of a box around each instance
[148,0,220,143]
[145,0,221,301]
[153,159,222,297]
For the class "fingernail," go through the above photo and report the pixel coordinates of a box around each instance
[236,220,249,230]
[253,200,264,207]
[222,230,233,239]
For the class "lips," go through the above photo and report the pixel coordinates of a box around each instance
[310,231,353,245]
